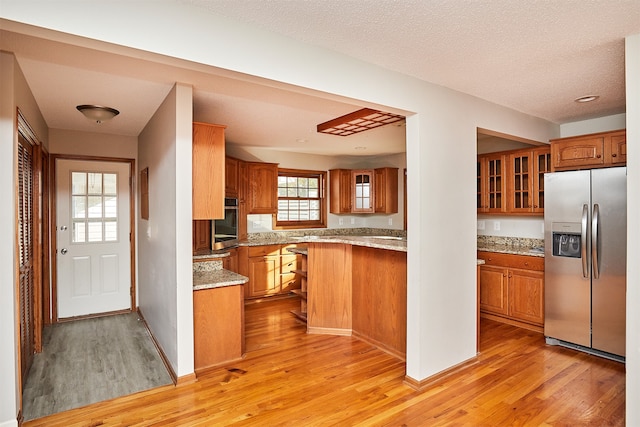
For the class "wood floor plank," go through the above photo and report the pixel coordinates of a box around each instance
[23,297,625,426]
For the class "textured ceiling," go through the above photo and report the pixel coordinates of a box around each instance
[2,1,639,156]
[184,0,639,123]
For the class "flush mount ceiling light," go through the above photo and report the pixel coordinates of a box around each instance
[574,95,600,103]
[76,104,120,123]
[317,108,405,136]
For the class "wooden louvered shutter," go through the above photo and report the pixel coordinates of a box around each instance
[18,134,35,381]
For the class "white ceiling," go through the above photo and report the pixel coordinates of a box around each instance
[2,1,639,156]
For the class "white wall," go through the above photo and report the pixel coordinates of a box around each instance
[137,83,194,378]
[625,33,640,426]
[477,215,544,240]
[49,129,137,158]
[560,113,626,137]
[0,51,20,427]
[0,51,48,427]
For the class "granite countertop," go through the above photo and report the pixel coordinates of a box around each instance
[242,231,407,253]
[477,236,545,258]
[193,269,248,291]
[192,256,248,291]
[192,250,231,261]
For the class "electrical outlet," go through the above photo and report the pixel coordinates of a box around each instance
[350,218,355,225]
[339,218,344,225]
[477,220,485,230]
[493,221,500,231]
[388,218,393,226]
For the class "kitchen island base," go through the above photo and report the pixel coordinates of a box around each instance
[307,242,407,360]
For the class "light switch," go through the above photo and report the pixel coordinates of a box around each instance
[477,220,485,230]
[493,221,500,231]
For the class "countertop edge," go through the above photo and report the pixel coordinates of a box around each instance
[193,269,249,291]
[477,246,544,258]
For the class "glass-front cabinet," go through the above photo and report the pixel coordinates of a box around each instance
[351,170,374,213]
[477,153,506,213]
[508,147,551,214]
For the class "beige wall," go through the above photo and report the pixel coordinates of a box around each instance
[0,51,49,427]
[49,128,137,158]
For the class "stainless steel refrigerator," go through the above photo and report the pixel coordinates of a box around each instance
[544,167,626,361]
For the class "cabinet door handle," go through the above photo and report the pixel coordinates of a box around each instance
[596,154,602,158]
[612,153,617,157]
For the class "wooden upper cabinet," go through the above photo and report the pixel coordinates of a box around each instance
[507,146,550,215]
[551,129,626,171]
[477,153,506,213]
[329,169,352,214]
[237,159,248,240]
[351,170,374,213]
[608,133,626,165]
[374,167,399,214]
[247,161,278,214]
[193,122,226,220]
[330,167,399,214]
[225,157,239,198]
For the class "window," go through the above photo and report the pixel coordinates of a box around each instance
[71,171,118,243]
[276,169,326,229]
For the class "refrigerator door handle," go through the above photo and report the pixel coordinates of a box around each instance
[581,204,589,278]
[592,203,600,279]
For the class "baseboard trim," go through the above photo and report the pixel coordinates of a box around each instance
[480,312,543,333]
[307,326,352,336]
[56,308,132,323]
[404,356,478,391]
[176,373,198,386]
[351,330,406,361]
[136,308,179,385]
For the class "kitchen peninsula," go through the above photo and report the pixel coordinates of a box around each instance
[303,235,407,360]
[195,231,408,366]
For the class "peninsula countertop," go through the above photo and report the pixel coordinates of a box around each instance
[242,234,407,252]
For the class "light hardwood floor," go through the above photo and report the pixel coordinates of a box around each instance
[24,297,625,426]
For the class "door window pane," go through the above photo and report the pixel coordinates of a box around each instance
[71,171,118,243]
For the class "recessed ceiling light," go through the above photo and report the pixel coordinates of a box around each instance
[296,138,307,143]
[354,146,367,150]
[574,95,599,103]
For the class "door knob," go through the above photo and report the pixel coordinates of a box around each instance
[61,248,68,255]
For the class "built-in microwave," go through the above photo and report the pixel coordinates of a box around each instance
[212,197,239,249]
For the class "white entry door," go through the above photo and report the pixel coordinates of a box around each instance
[56,159,131,318]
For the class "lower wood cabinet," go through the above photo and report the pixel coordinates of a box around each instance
[222,247,238,273]
[239,244,301,298]
[193,285,244,373]
[478,251,544,331]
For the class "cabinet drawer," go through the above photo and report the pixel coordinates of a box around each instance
[248,244,281,257]
[280,254,298,273]
[478,251,544,271]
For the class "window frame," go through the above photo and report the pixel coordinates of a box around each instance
[274,168,327,229]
